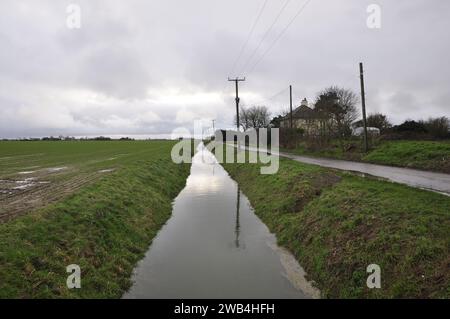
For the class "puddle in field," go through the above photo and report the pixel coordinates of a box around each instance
[18,171,36,175]
[0,178,50,192]
[123,143,320,299]
[46,167,67,173]
[0,153,45,161]
[107,154,127,161]
[13,178,49,190]
[99,168,115,173]
[13,182,36,190]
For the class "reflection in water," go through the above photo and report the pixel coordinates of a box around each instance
[235,186,240,248]
[123,143,318,299]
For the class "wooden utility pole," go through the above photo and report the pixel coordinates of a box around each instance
[228,77,246,131]
[359,62,369,152]
[211,119,216,138]
[289,85,293,128]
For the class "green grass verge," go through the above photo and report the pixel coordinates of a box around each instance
[285,140,450,173]
[221,150,450,298]
[362,140,450,173]
[0,141,191,298]
[283,141,361,161]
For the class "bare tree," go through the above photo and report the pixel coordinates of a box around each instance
[235,107,251,131]
[235,106,271,131]
[315,86,359,138]
[424,116,450,139]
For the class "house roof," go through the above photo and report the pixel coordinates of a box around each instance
[283,105,324,120]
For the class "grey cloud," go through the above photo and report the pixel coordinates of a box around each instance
[0,0,449,138]
[76,45,153,99]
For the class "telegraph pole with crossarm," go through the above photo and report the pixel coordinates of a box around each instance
[228,77,246,131]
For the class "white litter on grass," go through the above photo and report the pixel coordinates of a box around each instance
[18,171,35,175]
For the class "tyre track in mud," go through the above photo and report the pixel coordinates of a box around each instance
[0,171,109,223]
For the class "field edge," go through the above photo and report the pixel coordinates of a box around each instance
[0,141,192,298]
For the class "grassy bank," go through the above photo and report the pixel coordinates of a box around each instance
[221,148,450,298]
[0,141,191,298]
[285,140,450,173]
[362,140,450,173]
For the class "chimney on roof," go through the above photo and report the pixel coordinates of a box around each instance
[301,98,308,107]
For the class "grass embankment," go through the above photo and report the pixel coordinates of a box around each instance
[286,140,450,173]
[221,148,450,298]
[0,141,191,298]
[362,140,450,173]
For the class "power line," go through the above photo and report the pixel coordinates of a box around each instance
[239,0,292,75]
[222,1,269,97]
[267,87,290,101]
[246,0,313,75]
[240,86,289,109]
[229,0,269,77]
[255,87,289,105]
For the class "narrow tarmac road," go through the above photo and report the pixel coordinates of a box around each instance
[241,145,450,196]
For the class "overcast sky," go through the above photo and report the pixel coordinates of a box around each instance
[1,0,449,138]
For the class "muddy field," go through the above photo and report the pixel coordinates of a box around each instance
[0,140,189,299]
[0,167,107,222]
[0,141,148,223]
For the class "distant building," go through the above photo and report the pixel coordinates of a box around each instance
[280,98,325,135]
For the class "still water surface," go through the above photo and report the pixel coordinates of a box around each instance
[123,144,318,298]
